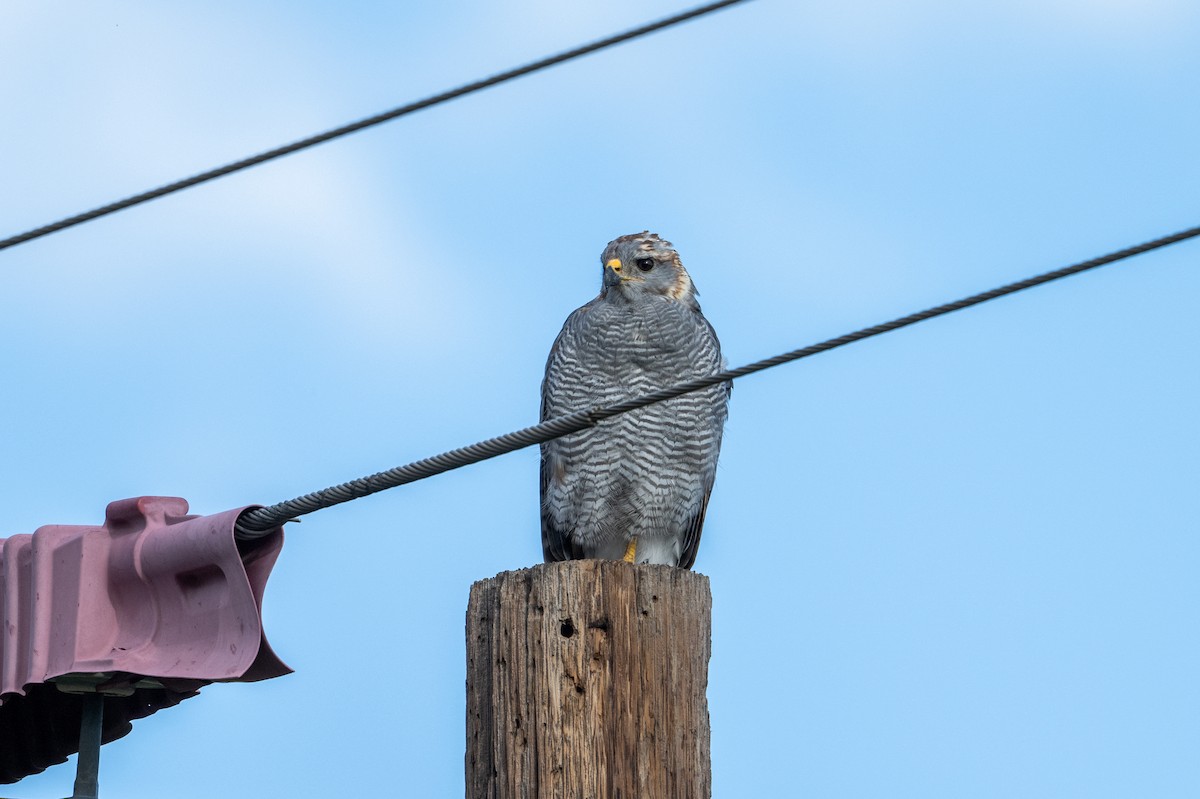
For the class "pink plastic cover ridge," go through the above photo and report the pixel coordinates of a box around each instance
[0,496,290,782]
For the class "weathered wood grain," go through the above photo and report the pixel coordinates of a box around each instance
[466,561,711,799]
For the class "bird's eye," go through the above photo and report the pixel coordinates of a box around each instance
[635,257,655,272]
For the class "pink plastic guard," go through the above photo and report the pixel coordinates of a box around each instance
[0,496,290,782]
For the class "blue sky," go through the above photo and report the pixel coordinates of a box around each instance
[3,1,1198,796]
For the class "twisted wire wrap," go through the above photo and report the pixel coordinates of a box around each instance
[234,224,1200,538]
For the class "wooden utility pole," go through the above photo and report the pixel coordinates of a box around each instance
[465,560,712,798]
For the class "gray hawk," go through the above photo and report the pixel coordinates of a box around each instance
[540,232,730,568]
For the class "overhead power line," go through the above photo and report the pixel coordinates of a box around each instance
[0,0,752,253]
[233,224,1200,539]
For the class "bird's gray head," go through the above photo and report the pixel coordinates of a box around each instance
[598,232,698,308]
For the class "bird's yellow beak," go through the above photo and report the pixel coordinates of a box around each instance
[603,258,628,287]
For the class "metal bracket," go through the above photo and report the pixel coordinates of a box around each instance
[68,693,104,799]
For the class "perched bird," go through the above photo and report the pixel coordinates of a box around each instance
[540,232,730,568]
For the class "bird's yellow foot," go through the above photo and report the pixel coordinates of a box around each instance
[623,537,638,563]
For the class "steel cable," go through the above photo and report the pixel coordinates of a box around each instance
[233,223,1200,538]
[0,0,752,253]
